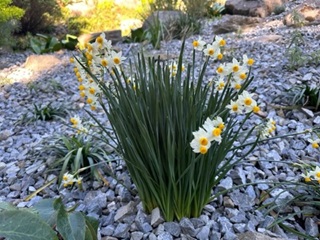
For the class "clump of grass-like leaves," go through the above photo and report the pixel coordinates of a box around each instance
[47,117,115,185]
[260,157,320,239]
[289,84,320,112]
[18,102,68,124]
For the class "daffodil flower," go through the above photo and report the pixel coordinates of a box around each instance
[203,117,223,143]
[227,100,243,114]
[226,58,241,73]
[192,37,206,51]
[308,138,320,149]
[310,166,320,182]
[242,54,254,66]
[111,50,126,66]
[300,172,312,182]
[203,42,220,59]
[190,128,211,154]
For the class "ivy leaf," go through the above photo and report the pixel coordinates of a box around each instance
[56,206,86,240]
[33,198,57,227]
[0,210,58,240]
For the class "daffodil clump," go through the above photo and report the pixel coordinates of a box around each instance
[71,33,280,221]
[190,37,273,154]
[71,33,126,110]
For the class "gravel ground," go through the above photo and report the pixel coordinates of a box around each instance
[0,1,320,239]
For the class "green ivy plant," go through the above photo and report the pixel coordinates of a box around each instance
[0,198,99,240]
[30,33,78,54]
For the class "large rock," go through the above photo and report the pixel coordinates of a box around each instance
[225,0,287,18]
[284,2,320,27]
[212,14,262,34]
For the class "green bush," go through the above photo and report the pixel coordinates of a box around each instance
[0,0,24,47]
[12,0,61,34]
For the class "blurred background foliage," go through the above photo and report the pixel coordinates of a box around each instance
[0,0,226,50]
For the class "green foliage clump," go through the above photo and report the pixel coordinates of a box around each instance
[205,1,225,17]
[126,13,200,49]
[261,156,320,240]
[62,0,143,35]
[64,15,89,36]
[286,30,306,71]
[147,0,225,18]
[0,0,24,23]
[12,0,61,34]
[18,102,68,124]
[291,84,320,112]
[273,4,285,15]
[168,14,201,38]
[148,0,179,11]
[46,116,115,184]
[30,33,78,54]
[0,0,24,47]
[0,198,99,240]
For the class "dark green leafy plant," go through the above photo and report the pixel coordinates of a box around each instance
[0,0,24,47]
[144,14,164,49]
[286,30,306,71]
[290,84,320,112]
[166,14,201,39]
[33,102,67,121]
[30,33,78,54]
[18,102,67,124]
[273,5,285,15]
[309,50,320,66]
[142,13,201,49]
[205,2,225,17]
[124,27,146,43]
[260,158,320,240]
[27,78,64,93]
[0,198,99,240]
[291,9,305,28]
[12,0,61,34]
[48,133,114,184]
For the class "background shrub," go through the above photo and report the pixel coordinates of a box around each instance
[60,0,144,36]
[12,0,61,34]
[147,0,226,18]
[0,0,24,47]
